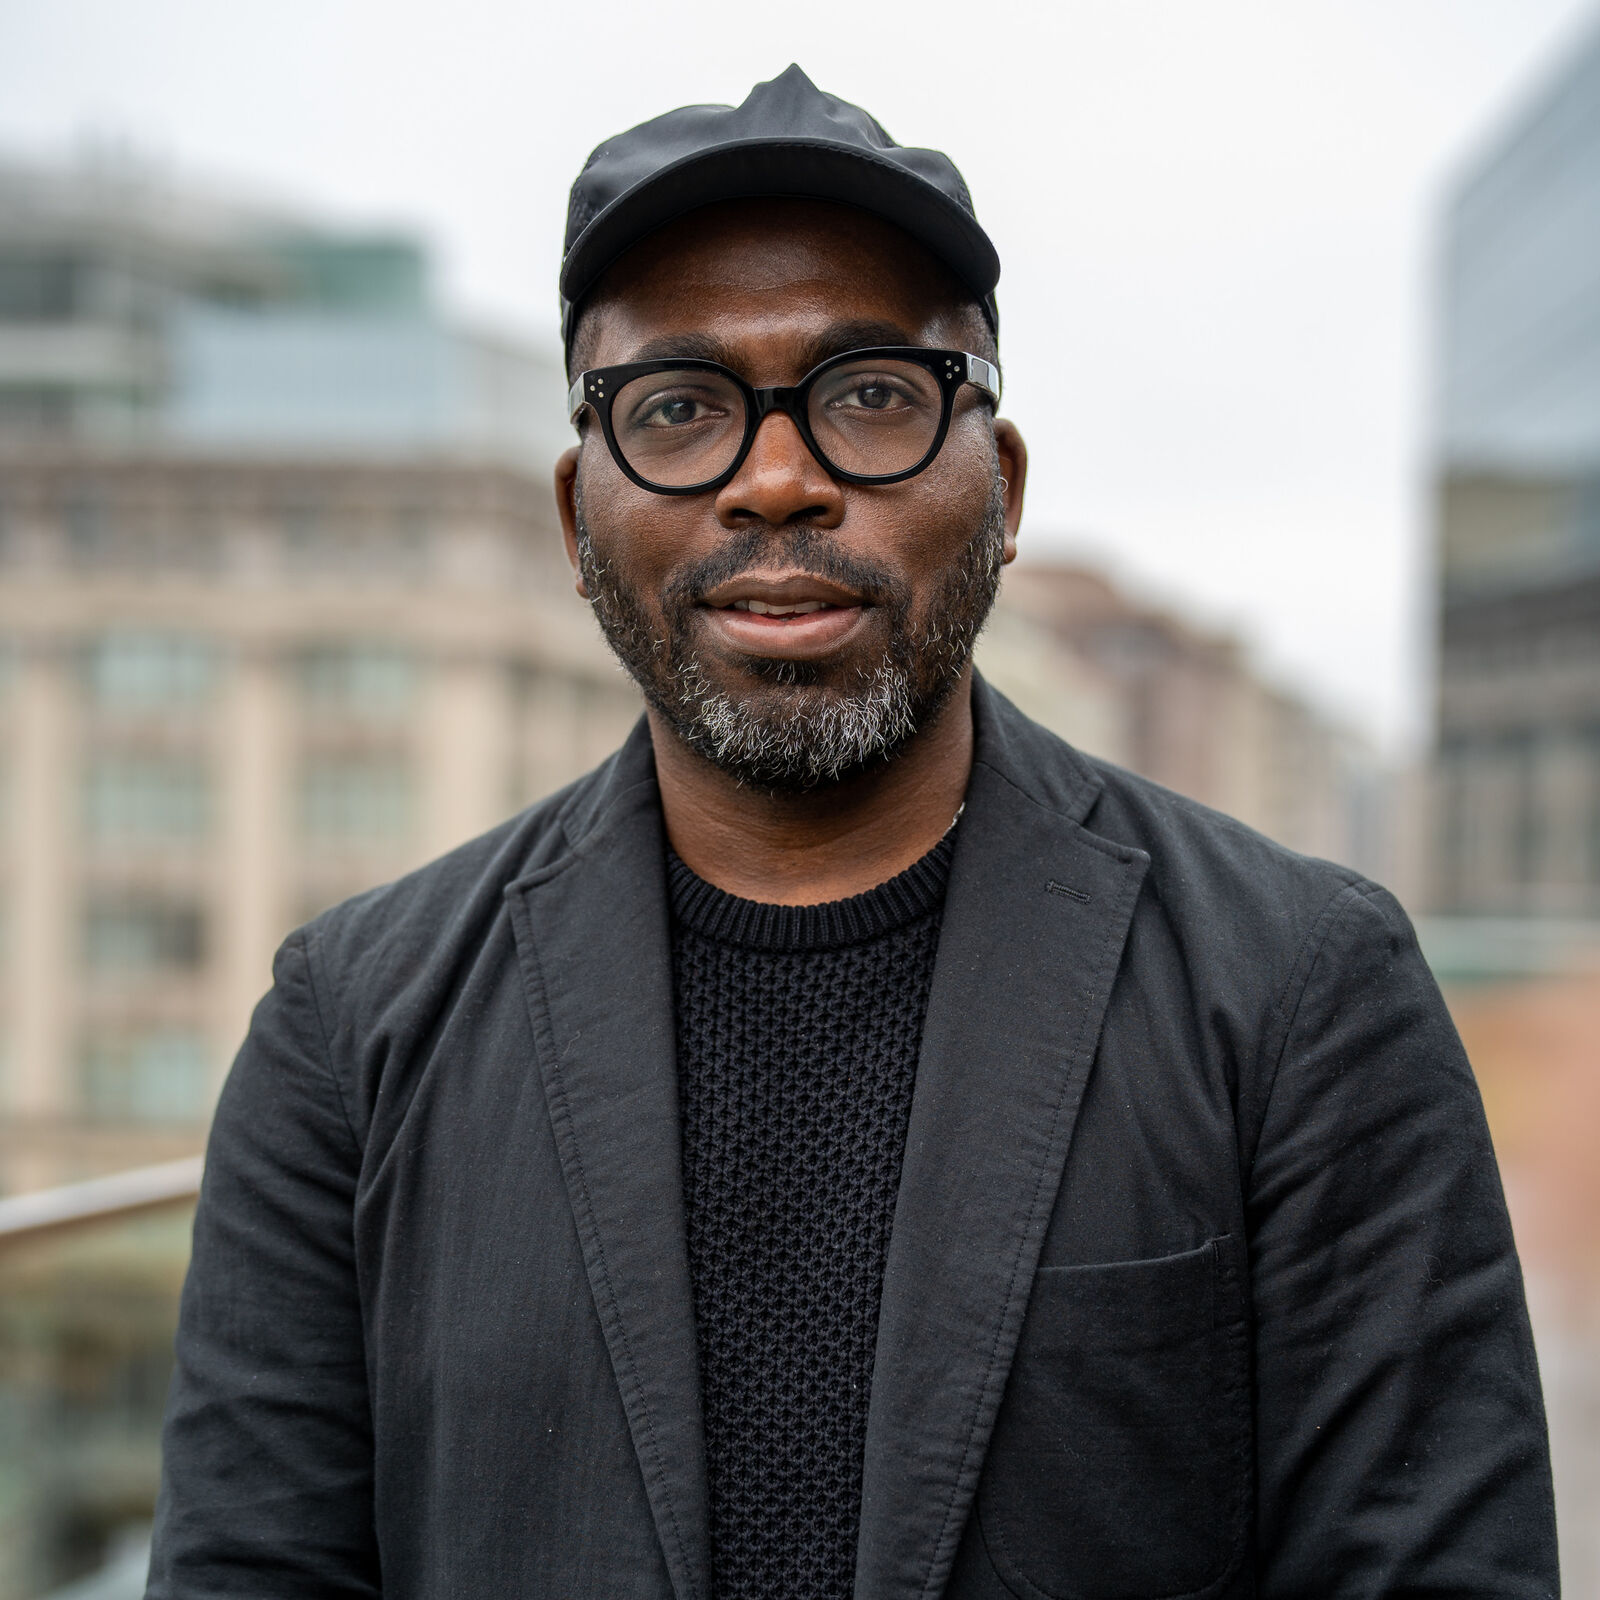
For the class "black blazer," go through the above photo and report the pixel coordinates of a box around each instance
[149,680,1556,1600]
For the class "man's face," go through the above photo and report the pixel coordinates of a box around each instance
[559,198,1020,792]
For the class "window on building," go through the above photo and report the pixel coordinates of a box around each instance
[1435,735,1471,912]
[63,483,113,563]
[0,253,82,320]
[80,1027,209,1123]
[83,757,211,841]
[1511,731,1542,888]
[392,507,432,575]
[278,491,334,571]
[83,895,206,973]
[86,631,217,709]
[299,756,414,842]
[298,643,417,717]
[1589,725,1600,888]
[0,389,76,439]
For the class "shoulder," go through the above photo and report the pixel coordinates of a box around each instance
[1087,754,1368,925]
[1089,752,1416,1004]
[291,720,654,1011]
[973,678,1405,1008]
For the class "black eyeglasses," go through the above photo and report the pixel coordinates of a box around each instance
[567,345,1001,496]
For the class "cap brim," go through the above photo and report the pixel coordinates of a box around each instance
[560,137,1000,336]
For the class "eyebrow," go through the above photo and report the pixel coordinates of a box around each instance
[619,319,921,378]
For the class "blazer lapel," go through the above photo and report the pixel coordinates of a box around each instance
[505,737,711,1600]
[855,687,1150,1600]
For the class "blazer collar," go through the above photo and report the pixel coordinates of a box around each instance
[853,678,1149,1600]
[505,722,712,1600]
[506,683,1149,1600]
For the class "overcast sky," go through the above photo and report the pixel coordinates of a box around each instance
[2,0,1596,749]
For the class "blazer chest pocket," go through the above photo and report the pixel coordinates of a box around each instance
[978,1236,1249,1600]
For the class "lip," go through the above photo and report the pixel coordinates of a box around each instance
[696,570,871,659]
[699,571,867,610]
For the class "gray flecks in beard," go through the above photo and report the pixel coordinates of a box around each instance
[670,651,918,790]
[574,476,1007,793]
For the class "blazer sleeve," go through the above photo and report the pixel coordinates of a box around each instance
[1247,882,1558,1597]
[147,931,380,1599]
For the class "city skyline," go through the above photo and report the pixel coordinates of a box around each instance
[3,0,1596,749]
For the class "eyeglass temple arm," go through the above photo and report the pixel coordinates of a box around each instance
[965,353,1001,405]
[568,373,595,427]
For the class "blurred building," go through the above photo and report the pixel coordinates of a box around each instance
[0,154,641,1201]
[996,562,1397,878]
[0,151,570,464]
[1426,27,1600,1583]
[1431,18,1600,915]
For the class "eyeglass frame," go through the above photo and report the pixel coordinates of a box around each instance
[566,345,1002,496]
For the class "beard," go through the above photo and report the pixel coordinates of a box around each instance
[573,476,1007,793]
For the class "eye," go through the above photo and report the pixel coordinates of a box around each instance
[625,385,731,430]
[637,394,701,428]
[833,376,911,412]
[647,396,699,426]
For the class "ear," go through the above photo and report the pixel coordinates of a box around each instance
[993,418,1028,565]
[553,446,589,599]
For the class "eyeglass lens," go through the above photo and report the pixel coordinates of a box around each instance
[610,357,947,488]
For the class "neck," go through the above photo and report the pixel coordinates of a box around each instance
[650,673,975,905]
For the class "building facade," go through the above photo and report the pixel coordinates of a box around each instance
[0,155,623,1199]
[999,562,1394,877]
[0,151,570,466]
[0,452,641,1197]
[1432,19,1600,915]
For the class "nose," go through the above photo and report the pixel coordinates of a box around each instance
[714,410,845,529]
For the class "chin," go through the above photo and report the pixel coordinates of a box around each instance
[710,643,906,702]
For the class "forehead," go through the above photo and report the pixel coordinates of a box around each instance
[581,197,970,369]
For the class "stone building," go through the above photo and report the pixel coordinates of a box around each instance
[1000,561,1392,875]
[0,154,639,1198]
[0,452,640,1196]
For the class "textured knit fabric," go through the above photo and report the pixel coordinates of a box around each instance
[668,833,955,1600]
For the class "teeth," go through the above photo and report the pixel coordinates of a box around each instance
[732,599,832,616]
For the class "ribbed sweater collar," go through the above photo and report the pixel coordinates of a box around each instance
[666,830,955,953]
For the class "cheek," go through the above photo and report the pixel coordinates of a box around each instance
[579,452,692,583]
[893,436,995,561]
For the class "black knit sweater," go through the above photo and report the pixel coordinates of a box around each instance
[667,834,954,1600]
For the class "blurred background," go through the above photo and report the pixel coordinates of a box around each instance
[0,1,1596,1593]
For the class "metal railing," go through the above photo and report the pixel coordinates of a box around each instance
[0,1155,203,1248]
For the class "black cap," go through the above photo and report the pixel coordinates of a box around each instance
[560,65,999,356]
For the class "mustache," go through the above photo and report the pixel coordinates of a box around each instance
[663,525,906,613]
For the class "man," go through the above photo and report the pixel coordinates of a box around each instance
[149,66,1556,1600]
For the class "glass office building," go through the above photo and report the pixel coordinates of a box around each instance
[1432,19,1600,914]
